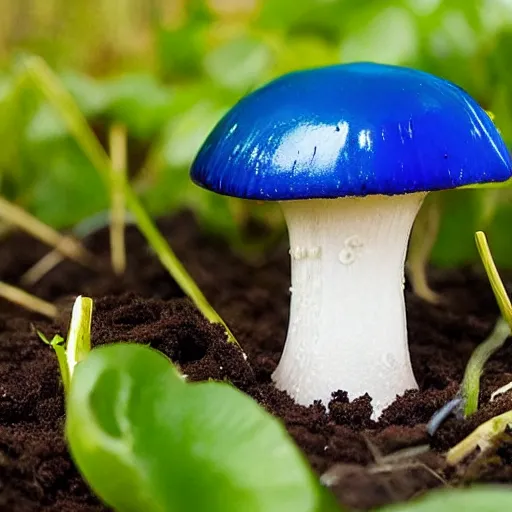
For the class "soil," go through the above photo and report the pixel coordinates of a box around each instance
[1,211,512,511]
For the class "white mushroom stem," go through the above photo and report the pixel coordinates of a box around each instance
[272,192,426,418]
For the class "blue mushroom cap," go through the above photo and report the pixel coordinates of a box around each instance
[191,62,512,200]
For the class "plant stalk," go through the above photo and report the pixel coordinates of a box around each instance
[23,55,237,344]
[108,123,128,275]
[0,196,95,268]
[0,280,57,318]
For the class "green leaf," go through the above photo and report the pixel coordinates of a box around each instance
[54,343,71,395]
[66,343,334,512]
[256,0,319,30]
[104,74,175,138]
[340,7,418,65]
[66,295,93,380]
[0,72,41,198]
[26,104,68,142]
[379,486,512,511]
[61,71,111,117]
[430,190,481,267]
[27,138,109,228]
[161,101,227,169]
[203,35,273,92]
[157,23,207,79]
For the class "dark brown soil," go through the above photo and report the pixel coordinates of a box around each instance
[1,211,512,511]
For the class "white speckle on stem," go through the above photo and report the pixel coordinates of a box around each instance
[338,248,356,265]
[308,246,321,258]
[338,235,364,264]
[345,235,364,248]
[290,246,321,260]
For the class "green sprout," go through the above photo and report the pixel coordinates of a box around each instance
[460,317,510,417]
[38,331,68,392]
[38,295,93,394]
[428,230,512,434]
[460,231,512,417]
[441,231,512,463]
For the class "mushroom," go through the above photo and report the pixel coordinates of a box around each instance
[190,62,512,417]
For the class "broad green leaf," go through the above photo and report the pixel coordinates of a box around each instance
[203,36,273,92]
[430,188,512,269]
[157,23,207,79]
[256,0,323,30]
[26,104,68,142]
[340,7,418,65]
[27,138,109,228]
[61,72,111,116]
[161,101,227,169]
[27,72,111,143]
[430,190,481,267]
[66,343,336,512]
[103,74,175,138]
[0,73,41,198]
[485,198,512,268]
[379,486,512,511]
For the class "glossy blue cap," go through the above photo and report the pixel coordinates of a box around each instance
[191,63,512,200]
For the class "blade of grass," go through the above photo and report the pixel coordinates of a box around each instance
[446,409,512,465]
[0,280,57,318]
[66,295,93,380]
[460,317,510,417]
[108,123,127,275]
[475,231,512,327]
[22,55,237,345]
[21,249,66,286]
[21,211,136,286]
[0,196,95,267]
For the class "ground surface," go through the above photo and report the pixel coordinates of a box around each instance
[0,212,511,511]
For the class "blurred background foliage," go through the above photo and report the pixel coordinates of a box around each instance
[1,0,512,266]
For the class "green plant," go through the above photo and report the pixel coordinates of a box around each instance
[459,231,512,417]
[63,320,512,511]
[379,487,512,511]
[38,295,93,393]
[22,55,237,344]
[427,230,512,434]
[65,342,340,512]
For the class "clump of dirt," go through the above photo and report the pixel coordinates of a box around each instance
[0,211,511,511]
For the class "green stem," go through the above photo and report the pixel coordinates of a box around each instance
[460,316,510,417]
[459,231,512,417]
[108,123,128,275]
[475,231,512,327]
[22,55,237,344]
